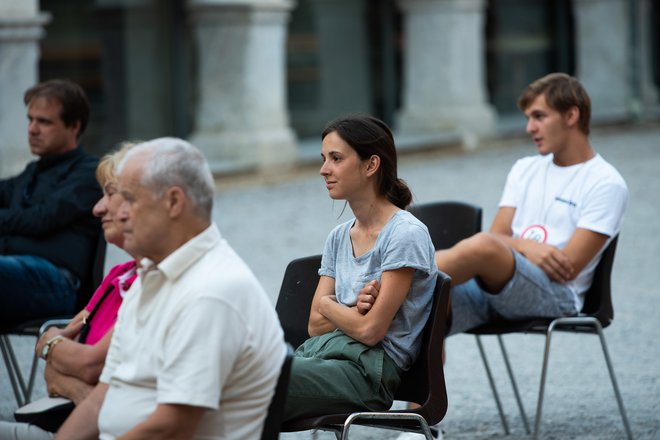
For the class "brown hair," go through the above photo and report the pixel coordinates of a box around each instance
[517,73,591,135]
[24,79,90,138]
[322,114,412,209]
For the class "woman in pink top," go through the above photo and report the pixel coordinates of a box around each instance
[32,144,138,404]
[0,144,138,439]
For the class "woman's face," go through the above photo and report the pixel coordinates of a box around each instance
[92,179,125,249]
[319,131,370,201]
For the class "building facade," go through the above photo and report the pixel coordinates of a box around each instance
[1,0,658,177]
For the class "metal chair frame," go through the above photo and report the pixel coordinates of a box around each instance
[470,236,634,439]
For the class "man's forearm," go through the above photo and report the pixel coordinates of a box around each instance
[47,370,94,405]
[55,382,107,440]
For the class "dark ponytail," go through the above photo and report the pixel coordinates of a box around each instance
[322,113,412,209]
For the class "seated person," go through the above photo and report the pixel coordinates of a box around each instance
[398,74,629,440]
[283,115,438,421]
[55,137,286,440]
[0,79,102,326]
[438,73,628,336]
[0,144,138,440]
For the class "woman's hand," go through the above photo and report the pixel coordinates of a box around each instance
[356,280,380,315]
[318,268,413,346]
[35,312,87,357]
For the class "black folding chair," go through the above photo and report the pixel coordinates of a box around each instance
[275,254,452,440]
[408,200,482,250]
[260,343,295,440]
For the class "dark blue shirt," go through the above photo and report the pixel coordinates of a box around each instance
[0,146,102,282]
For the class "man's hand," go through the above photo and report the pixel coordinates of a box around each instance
[356,280,380,315]
[520,240,574,283]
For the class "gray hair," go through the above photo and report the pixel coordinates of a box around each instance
[117,137,215,220]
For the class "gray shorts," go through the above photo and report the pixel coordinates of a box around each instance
[448,251,579,335]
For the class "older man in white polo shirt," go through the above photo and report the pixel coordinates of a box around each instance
[55,137,286,440]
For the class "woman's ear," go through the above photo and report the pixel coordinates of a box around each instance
[365,155,380,177]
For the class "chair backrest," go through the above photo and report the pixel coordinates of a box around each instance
[408,201,483,250]
[275,255,322,349]
[580,235,618,327]
[75,231,107,311]
[260,344,295,440]
[394,271,452,426]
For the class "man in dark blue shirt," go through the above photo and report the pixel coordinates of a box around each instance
[0,79,102,326]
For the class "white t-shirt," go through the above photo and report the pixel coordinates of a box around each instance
[98,224,286,440]
[499,153,628,309]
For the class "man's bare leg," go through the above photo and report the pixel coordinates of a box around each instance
[435,232,516,293]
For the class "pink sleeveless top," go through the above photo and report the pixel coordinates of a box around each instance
[82,260,137,345]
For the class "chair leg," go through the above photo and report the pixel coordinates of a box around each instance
[497,335,531,434]
[24,351,40,404]
[474,335,510,434]
[593,324,634,440]
[533,324,556,440]
[535,321,634,440]
[0,335,26,406]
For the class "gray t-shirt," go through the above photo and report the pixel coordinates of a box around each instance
[319,210,437,370]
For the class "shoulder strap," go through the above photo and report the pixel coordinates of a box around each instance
[78,284,115,344]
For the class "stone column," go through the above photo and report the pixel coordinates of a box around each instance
[396,0,496,147]
[187,0,297,173]
[572,0,631,122]
[636,0,658,115]
[0,2,50,178]
[290,0,371,136]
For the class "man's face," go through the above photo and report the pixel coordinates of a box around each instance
[27,97,79,158]
[116,154,171,262]
[523,94,571,157]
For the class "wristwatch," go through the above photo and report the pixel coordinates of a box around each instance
[41,335,64,360]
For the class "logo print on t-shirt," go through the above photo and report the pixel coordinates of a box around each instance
[521,224,548,243]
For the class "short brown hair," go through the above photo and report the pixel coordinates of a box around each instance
[24,79,90,138]
[517,73,591,135]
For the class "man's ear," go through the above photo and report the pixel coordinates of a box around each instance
[69,120,82,139]
[365,155,380,177]
[565,106,580,128]
[164,187,186,218]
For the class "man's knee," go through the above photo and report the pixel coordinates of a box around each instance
[451,232,508,262]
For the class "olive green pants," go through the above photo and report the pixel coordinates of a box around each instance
[284,331,402,422]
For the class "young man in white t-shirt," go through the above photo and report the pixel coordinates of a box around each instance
[437,72,628,335]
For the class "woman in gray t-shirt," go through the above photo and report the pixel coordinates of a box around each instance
[284,114,437,422]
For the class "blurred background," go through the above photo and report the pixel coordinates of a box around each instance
[1,0,658,177]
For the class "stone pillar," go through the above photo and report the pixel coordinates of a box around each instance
[636,0,658,115]
[0,2,50,178]
[572,0,631,122]
[396,0,496,147]
[290,0,371,136]
[187,0,297,173]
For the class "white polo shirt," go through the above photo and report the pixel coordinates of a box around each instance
[98,223,286,440]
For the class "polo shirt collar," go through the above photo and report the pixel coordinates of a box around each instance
[139,223,221,281]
